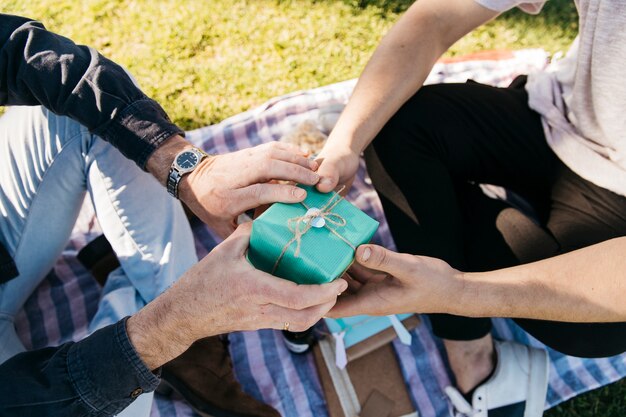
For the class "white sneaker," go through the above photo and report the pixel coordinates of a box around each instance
[445,340,549,417]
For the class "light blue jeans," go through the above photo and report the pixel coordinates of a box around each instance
[0,106,197,416]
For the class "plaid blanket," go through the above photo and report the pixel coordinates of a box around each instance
[15,49,626,417]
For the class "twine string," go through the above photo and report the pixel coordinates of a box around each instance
[271,186,355,275]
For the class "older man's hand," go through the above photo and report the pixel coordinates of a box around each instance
[147,136,320,238]
[128,222,347,370]
[180,141,320,237]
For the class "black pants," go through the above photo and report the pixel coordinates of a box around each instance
[367,78,626,358]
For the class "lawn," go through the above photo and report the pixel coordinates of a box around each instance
[2,0,624,415]
[2,0,577,128]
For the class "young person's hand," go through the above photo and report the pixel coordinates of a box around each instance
[128,222,348,370]
[333,238,626,326]
[329,244,462,317]
[315,141,361,194]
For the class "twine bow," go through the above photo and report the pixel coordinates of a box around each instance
[271,186,356,274]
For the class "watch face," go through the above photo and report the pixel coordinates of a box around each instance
[176,151,199,170]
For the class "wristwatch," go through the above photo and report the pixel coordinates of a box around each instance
[167,147,208,198]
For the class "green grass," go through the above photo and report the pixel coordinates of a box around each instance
[2,0,624,415]
[3,0,577,129]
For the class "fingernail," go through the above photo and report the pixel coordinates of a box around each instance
[310,173,320,183]
[339,280,348,292]
[320,177,333,185]
[293,187,306,198]
[360,246,371,262]
[309,160,319,170]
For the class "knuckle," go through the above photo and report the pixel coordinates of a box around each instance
[255,283,273,303]
[290,322,308,332]
[304,316,319,330]
[285,294,302,310]
[221,205,236,218]
[286,185,299,196]
[290,165,307,180]
[250,184,264,202]
[269,141,281,150]
[222,202,236,217]
[262,152,273,164]
[267,146,279,159]
[283,185,300,201]
[409,254,423,268]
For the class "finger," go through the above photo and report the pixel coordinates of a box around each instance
[327,289,387,318]
[315,158,339,193]
[270,148,319,171]
[260,160,320,185]
[342,272,363,293]
[259,277,348,310]
[348,262,388,285]
[273,141,312,157]
[240,159,318,186]
[232,183,307,213]
[213,221,237,240]
[219,222,252,256]
[355,244,412,278]
[266,300,337,332]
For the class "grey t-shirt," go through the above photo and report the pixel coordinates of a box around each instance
[475,0,626,197]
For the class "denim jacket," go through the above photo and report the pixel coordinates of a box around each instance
[0,14,180,416]
[0,14,184,284]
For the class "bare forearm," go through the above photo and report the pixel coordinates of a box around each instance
[327,0,498,153]
[126,289,196,370]
[125,258,213,370]
[329,10,444,153]
[458,237,626,322]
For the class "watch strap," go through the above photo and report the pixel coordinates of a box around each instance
[167,147,207,199]
[167,168,182,198]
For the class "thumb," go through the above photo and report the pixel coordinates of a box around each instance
[355,244,410,278]
[222,221,252,256]
[315,157,339,193]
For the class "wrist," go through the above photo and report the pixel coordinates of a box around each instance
[321,140,360,162]
[145,134,193,186]
[453,270,513,319]
[126,291,196,370]
[325,129,363,156]
[177,153,216,204]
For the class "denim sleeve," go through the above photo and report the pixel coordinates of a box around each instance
[0,318,160,417]
[0,14,184,168]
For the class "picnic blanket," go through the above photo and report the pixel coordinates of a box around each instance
[14,49,626,417]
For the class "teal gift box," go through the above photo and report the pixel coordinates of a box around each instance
[248,185,379,285]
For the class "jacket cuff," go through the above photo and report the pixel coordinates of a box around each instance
[67,318,160,415]
[93,98,185,170]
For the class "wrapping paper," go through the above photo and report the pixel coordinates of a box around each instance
[249,185,379,284]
